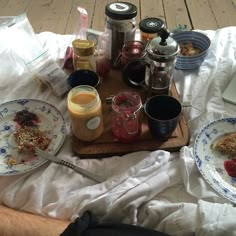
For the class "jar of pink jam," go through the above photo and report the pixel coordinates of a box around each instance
[111,91,142,142]
[120,41,146,67]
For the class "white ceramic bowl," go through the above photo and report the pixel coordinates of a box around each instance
[171,31,211,70]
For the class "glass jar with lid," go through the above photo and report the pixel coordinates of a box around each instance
[104,2,137,68]
[111,91,142,142]
[72,39,96,72]
[67,85,104,141]
[119,40,146,67]
[139,18,165,46]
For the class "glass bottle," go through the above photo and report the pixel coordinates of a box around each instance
[72,39,96,72]
[111,91,142,142]
[67,85,104,141]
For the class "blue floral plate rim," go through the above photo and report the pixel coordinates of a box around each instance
[0,99,66,176]
[194,117,236,204]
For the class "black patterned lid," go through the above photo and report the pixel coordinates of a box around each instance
[105,2,137,20]
[139,18,165,33]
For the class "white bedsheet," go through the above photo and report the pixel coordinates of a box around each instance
[0,27,236,236]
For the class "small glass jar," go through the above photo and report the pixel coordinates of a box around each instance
[67,85,104,141]
[72,39,96,72]
[120,41,146,67]
[139,18,165,46]
[111,91,142,143]
[104,2,137,68]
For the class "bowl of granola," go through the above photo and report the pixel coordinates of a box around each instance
[171,31,211,70]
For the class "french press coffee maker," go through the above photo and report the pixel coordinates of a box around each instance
[145,28,179,95]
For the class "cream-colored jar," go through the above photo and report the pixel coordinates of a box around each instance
[67,85,104,141]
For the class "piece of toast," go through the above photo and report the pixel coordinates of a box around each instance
[14,127,51,153]
[211,132,236,157]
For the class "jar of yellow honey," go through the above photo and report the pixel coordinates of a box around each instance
[72,39,96,72]
[67,85,104,141]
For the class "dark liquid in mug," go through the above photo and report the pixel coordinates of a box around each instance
[151,110,178,120]
[148,100,181,120]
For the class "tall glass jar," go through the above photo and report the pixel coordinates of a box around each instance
[111,91,142,142]
[67,85,104,141]
[72,39,96,72]
[104,2,137,68]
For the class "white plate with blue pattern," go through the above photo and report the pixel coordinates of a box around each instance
[0,99,66,176]
[194,117,236,204]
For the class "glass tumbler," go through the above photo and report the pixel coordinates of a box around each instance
[111,91,142,142]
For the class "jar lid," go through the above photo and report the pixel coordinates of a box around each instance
[105,2,137,20]
[112,90,142,113]
[72,39,95,56]
[146,30,179,61]
[139,18,165,34]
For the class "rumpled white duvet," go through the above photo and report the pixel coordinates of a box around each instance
[0,27,236,236]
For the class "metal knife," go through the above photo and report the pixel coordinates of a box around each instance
[35,148,105,183]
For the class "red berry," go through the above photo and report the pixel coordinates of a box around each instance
[224,159,236,177]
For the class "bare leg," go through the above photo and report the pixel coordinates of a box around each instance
[0,204,69,236]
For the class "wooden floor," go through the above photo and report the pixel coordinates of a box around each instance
[0,0,235,34]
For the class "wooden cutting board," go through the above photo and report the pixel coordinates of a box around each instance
[72,70,189,158]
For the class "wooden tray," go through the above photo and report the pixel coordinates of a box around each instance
[72,70,189,158]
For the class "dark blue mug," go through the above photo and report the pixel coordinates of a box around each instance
[144,95,182,140]
[67,69,100,89]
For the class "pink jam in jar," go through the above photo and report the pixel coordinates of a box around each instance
[120,41,146,67]
[111,91,142,142]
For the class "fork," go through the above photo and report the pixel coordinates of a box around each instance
[35,148,105,183]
